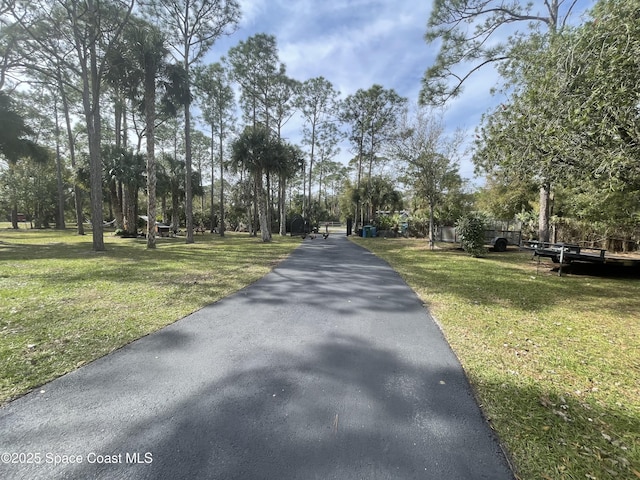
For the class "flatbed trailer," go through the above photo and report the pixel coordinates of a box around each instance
[523,241,640,268]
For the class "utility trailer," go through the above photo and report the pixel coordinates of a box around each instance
[523,241,640,268]
[438,226,522,252]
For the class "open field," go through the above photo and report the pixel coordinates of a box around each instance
[352,237,640,480]
[0,226,300,405]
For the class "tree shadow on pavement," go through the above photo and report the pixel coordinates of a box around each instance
[73,333,514,480]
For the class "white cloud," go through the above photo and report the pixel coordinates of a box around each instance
[236,0,268,28]
[203,0,596,182]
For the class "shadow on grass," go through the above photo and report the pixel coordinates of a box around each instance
[0,234,299,289]
[355,238,640,314]
[467,373,640,479]
[4,235,398,316]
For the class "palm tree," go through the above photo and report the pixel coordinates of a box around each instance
[103,145,145,236]
[159,153,185,232]
[365,176,403,223]
[106,17,187,247]
[231,126,275,242]
[128,21,168,248]
[273,141,304,235]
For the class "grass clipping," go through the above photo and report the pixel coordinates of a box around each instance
[353,237,640,480]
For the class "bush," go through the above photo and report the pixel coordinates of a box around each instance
[456,213,487,257]
[374,215,394,231]
[406,217,429,238]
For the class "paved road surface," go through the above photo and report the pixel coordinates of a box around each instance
[0,235,514,479]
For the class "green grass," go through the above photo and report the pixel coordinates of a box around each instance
[352,237,640,480]
[0,225,300,405]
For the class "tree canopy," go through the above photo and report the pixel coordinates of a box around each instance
[474,0,640,241]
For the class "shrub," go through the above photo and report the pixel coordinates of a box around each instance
[456,213,487,257]
[374,215,394,231]
[407,217,429,238]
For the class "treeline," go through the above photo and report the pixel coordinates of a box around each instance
[1,0,470,249]
[474,0,640,248]
[423,0,640,249]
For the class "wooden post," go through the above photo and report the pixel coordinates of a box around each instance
[559,245,565,277]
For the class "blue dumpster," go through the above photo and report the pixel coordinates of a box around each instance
[362,225,372,238]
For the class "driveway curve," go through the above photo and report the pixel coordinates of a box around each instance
[0,235,514,480]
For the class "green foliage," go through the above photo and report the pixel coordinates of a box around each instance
[420,1,577,106]
[0,93,47,163]
[373,214,396,232]
[406,216,429,238]
[436,187,475,226]
[227,33,286,128]
[516,210,538,240]
[475,1,640,240]
[0,156,60,228]
[389,106,463,246]
[476,174,536,221]
[339,85,407,226]
[363,175,403,216]
[141,0,240,67]
[455,212,487,256]
[564,0,640,190]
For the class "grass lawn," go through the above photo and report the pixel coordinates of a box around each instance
[352,237,639,480]
[0,225,300,405]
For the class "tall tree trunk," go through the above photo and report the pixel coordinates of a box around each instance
[210,125,215,233]
[307,123,316,221]
[53,100,66,229]
[60,69,84,235]
[266,171,272,233]
[114,96,123,149]
[302,162,307,218]
[146,69,157,249]
[256,170,271,242]
[57,32,85,234]
[124,184,137,235]
[317,164,323,205]
[219,128,225,237]
[83,0,104,250]
[355,134,365,231]
[538,182,551,242]
[9,164,18,229]
[76,0,105,250]
[171,182,180,232]
[86,79,104,248]
[171,130,179,231]
[279,174,287,235]
[252,181,258,237]
[109,96,124,230]
[429,200,435,251]
[184,58,194,244]
[108,179,124,229]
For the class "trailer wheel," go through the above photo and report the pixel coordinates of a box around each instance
[493,238,508,252]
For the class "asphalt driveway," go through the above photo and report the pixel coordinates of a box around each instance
[0,234,514,479]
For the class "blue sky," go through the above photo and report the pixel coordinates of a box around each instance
[204,0,597,184]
